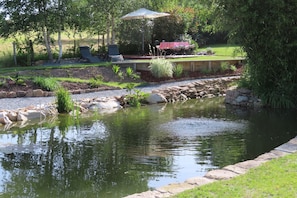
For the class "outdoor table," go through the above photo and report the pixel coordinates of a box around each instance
[158,41,194,55]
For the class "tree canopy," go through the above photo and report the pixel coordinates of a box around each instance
[214,0,297,108]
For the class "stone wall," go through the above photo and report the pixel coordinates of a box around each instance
[0,77,247,128]
[224,86,262,108]
[146,77,240,104]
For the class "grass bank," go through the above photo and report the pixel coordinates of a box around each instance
[175,152,297,198]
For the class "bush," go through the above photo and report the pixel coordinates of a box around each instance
[33,77,60,91]
[55,87,74,113]
[173,64,184,77]
[89,78,103,88]
[149,58,173,78]
[125,83,148,107]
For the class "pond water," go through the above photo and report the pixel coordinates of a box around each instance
[0,98,297,198]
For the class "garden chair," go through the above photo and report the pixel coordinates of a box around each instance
[79,46,102,63]
[108,44,124,62]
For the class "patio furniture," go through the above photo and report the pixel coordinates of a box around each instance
[108,45,124,62]
[79,46,102,63]
[158,41,195,55]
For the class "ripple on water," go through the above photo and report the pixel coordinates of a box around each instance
[160,117,247,137]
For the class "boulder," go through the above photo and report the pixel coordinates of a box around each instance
[146,93,167,104]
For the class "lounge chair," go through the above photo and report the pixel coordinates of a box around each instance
[108,44,124,62]
[79,46,102,63]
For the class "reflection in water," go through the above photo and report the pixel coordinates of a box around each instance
[0,98,296,197]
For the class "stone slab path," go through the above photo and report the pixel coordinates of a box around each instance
[124,136,297,198]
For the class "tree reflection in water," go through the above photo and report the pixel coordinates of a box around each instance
[0,98,297,197]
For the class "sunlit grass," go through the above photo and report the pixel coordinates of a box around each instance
[176,152,297,198]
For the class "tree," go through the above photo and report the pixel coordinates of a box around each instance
[214,0,297,108]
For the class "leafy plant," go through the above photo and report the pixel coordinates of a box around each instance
[33,77,60,91]
[173,64,184,77]
[125,83,148,107]
[230,64,237,72]
[89,78,102,88]
[149,58,173,78]
[220,61,230,72]
[112,65,120,74]
[55,87,73,113]
[126,67,140,79]
[126,67,133,78]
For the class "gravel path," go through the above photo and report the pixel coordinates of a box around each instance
[0,77,237,110]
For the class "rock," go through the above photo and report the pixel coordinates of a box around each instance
[0,112,12,125]
[0,91,7,98]
[33,89,44,97]
[18,110,46,121]
[6,111,18,122]
[88,99,122,110]
[7,91,17,98]
[17,113,28,122]
[146,93,167,104]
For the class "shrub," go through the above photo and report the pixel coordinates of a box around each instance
[33,77,60,91]
[149,58,173,78]
[230,65,237,72]
[126,67,133,78]
[220,62,230,72]
[55,87,73,113]
[173,64,184,78]
[125,83,148,107]
[126,67,140,79]
[89,78,103,88]
[112,65,120,74]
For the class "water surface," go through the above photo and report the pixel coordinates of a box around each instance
[0,98,296,197]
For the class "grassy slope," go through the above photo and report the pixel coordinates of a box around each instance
[176,152,297,198]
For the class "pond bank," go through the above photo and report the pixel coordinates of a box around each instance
[0,76,242,127]
[124,136,297,198]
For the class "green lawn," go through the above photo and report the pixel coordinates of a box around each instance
[175,152,297,198]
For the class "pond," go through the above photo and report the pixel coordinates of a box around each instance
[0,98,296,198]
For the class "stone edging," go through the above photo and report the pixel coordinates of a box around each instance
[0,77,241,127]
[124,137,297,198]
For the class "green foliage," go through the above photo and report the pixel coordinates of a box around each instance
[126,67,133,78]
[125,83,148,107]
[215,0,297,108]
[126,67,140,79]
[220,61,229,71]
[229,65,237,72]
[173,64,184,77]
[33,77,61,91]
[89,78,103,88]
[112,65,120,74]
[149,58,173,78]
[55,87,74,113]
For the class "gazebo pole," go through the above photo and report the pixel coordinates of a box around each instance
[141,19,145,55]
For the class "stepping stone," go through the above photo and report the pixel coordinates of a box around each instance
[223,164,248,175]
[270,149,290,157]
[124,190,168,198]
[185,176,215,186]
[275,142,297,153]
[157,182,195,195]
[254,152,281,161]
[235,160,265,170]
[205,169,239,180]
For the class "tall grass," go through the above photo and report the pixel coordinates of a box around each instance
[55,87,73,113]
[149,58,173,78]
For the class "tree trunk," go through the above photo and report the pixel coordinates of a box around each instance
[111,16,115,44]
[57,30,62,63]
[43,26,53,62]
